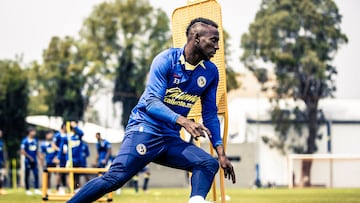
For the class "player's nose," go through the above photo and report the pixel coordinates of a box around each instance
[214,42,219,50]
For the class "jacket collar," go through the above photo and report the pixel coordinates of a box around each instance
[178,48,205,71]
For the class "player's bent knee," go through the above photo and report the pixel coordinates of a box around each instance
[202,158,219,174]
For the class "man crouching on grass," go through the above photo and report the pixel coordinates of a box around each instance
[67,17,236,203]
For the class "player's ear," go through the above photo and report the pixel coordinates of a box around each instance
[194,33,200,44]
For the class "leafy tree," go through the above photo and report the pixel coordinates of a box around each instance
[0,60,28,159]
[39,36,87,121]
[29,36,104,121]
[80,0,171,126]
[27,61,49,115]
[241,0,347,186]
[225,67,239,92]
[223,30,240,92]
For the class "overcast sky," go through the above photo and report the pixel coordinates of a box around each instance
[0,0,359,99]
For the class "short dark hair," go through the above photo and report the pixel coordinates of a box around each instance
[46,130,53,135]
[27,127,36,134]
[186,17,218,37]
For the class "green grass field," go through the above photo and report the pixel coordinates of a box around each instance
[1,188,360,203]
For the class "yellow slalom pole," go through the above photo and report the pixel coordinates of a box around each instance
[66,121,74,194]
[220,112,229,203]
[12,159,17,189]
[209,146,217,202]
[42,170,48,203]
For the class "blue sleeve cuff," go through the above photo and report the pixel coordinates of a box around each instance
[210,135,223,148]
[203,118,222,148]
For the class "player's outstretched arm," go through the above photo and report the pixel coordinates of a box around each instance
[71,122,84,137]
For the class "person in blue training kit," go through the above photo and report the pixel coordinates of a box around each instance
[0,130,7,195]
[94,132,111,168]
[40,131,59,192]
[80,141,90,184]
[53,124,68,193]
[21,128,42,195]
[80,141,90,169]
[68,17,236,203]
[58,121,84,189]
[132,166,150,193]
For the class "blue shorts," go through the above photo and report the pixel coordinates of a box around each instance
[59,155,67,167]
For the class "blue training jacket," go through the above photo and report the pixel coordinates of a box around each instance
[80,142,90,167]
[21,137,39,164]
[126,47,222,147]
[96,139,111,164]
[58,126,84,166]
[41,141,57,165]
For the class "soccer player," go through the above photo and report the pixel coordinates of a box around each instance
[80,141,90,169]
[20,128,42,195]
[40,131,58,192]
[68,17,236,203]
[132,166,150,193]
[80,141,90,183]
[58,121,84,189]
[0,130,6,195]
[53,124,68,193]
[94,132,111,168]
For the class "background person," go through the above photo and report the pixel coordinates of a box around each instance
[59,121,84,190]
[54,124,68,194]
[132,166,150,194]
[40,131,59,193]
[0,130,6,195]
[20,128,42,195]
[80,141,90,183]
[95,132,112,168]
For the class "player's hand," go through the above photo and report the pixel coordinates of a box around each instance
[53,157,60,164]
[219,155,236,184]
[216,145,236,184]
[176,116,211,140]
[70,121,77,128]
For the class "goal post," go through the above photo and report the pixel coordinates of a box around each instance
[288,154,360,188]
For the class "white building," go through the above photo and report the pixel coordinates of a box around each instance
[227,97,360,188]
